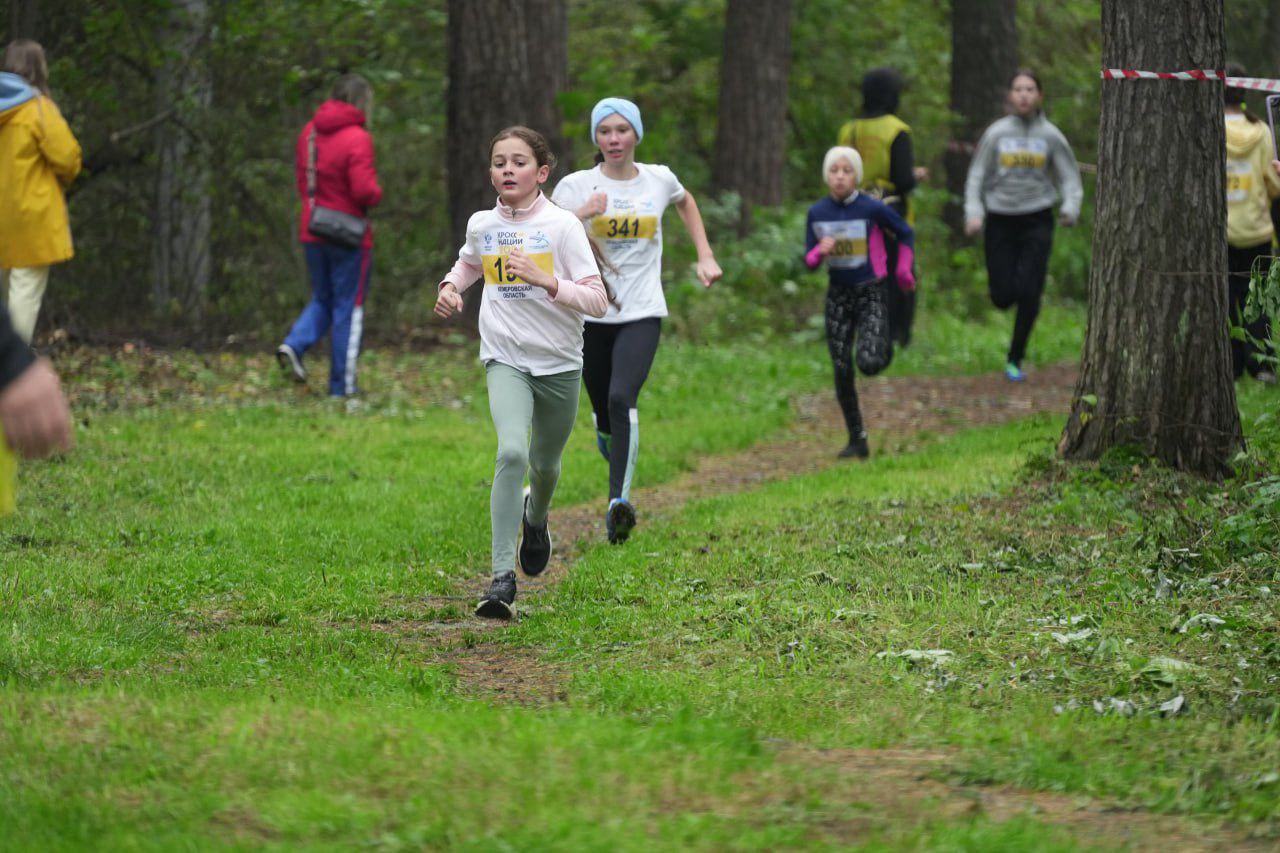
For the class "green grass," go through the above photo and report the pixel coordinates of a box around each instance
[7,315,1280,849]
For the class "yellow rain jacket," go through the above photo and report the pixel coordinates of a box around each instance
[0,93,82,268]
[1225,115,1280,249]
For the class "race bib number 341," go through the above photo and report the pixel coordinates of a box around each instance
[591,215,658,240]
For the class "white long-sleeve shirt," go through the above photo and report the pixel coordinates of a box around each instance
[442,193,607,375]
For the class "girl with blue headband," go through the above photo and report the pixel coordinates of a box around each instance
[552,97,721,544]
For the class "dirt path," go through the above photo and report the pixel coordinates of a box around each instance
[374,364,1267,849]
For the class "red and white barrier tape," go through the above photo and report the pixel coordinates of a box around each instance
[1101,69,1280,92]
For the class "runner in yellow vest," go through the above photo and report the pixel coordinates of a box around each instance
[837,68,924,347]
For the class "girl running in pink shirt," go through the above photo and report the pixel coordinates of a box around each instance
[435,126,608,619]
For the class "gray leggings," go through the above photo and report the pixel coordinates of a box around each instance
[486,361,582,575]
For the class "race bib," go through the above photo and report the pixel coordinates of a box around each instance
[1227,159,1253,203]
[998,137,1048,171]
[813,219,868,269]
[478,228,555,301]
[591,214,658,241]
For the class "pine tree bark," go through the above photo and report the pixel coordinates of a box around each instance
[944,0,1017,238]
[445,0,567,327]
[152,0,211,322]
[1060,0,1241,478]
[712,0,793,229]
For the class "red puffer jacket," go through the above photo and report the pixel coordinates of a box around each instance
[295,100,383,249]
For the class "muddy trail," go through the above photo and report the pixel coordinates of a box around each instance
[365,363,1270,849]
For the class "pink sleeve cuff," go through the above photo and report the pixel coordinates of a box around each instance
[804,244,825,270]
[552,275,608,318]
[441,261,483,294]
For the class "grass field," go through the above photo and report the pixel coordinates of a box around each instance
[4,302,1279,849]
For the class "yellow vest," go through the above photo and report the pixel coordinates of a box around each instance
[837,114,913,222]
[0,435,14,516]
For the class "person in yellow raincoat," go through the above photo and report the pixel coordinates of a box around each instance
[0,40,82,345]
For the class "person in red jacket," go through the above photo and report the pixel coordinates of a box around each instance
[277,74,382,398]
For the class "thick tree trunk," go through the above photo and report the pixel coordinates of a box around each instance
[8,0,40,40]
[944,0,1017,238]
[152,0,211,322]
[712,0,793,229]
[1060,0,1241,478]
[446,0,567,327]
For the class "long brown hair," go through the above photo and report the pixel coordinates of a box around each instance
[3,39,49,96]
[1225,62,1262,123]
[489,125,618,305]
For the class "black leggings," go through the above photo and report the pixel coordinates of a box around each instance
[1228,242,1276,378]
[984,208,1055,366]
[826,283,892,439]
[582,318,662,501]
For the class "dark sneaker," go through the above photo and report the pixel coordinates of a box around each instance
[838,434,870,460]
[276,344,307,383]
[596,430,612,462]
[606,499,636,544]
[518,496,552,576]
[475,571,516,619]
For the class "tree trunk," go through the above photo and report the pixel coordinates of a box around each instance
[152,0,211,324]
[712,0,793,230]
[944,0,1017,239]
[1060,0,1241,478]
[446,0,567,327]
[8,0,39,40]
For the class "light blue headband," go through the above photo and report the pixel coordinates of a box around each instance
[590,97,643,144]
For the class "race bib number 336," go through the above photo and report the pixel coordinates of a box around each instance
[998,137,1048,171]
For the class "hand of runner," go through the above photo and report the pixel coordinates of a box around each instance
[964,217,983,237]
[1059,213,1077,227]
[913,166,929,183]
[817,236,837,256]
[434,283,463,319]
[578,193,608,220]
[695,256,722,288]
[506,248,556,292]
[0,359,73,459]
[1273,159,1279,178]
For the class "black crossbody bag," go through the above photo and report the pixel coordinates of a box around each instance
[306,130,369,249]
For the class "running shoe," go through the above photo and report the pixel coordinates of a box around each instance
[596,430,612,462]
[1004,361,1025,382]
[276,344,307,383]
[475,571,516,619]
[518,495,552,576]
[838,433,870,460]
[1256,370,1277,386]
[606,498,636,544]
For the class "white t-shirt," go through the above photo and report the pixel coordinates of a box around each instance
[551,163,686,324]
[450,196,603,375]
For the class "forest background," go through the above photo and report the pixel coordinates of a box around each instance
[6,0,1279,346]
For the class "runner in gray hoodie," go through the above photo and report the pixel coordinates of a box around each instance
[964,70,1082,381]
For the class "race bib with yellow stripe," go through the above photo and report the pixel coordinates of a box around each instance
[998,137,1048,171]
[0,434,15,516]
[812,219,868,270]
[1227,159,1253,203]
[477,228,555,301]
[591,214,658,241]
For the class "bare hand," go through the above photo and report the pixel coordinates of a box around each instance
[434,283,463,319]
[913,166,929,183]
[577,193,608,220]
[695,256,722,288]
[0,359,73,459]
[817,236,837,256]
[1273,159,1279,178]
[506,248,555,291]
[964,217,983,238]
[1059,213,1077,227]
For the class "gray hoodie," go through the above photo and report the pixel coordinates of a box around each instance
[964,113,1083,222]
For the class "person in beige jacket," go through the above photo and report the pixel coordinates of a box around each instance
[0,40,82,344]
[1225,68,1280,382]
